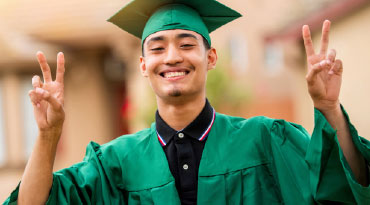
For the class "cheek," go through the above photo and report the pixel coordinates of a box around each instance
[184,54,206,70]
[144,58,161,74]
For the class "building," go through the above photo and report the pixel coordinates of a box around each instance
[1,0,369,200]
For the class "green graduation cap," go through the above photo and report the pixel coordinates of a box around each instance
[108,0,242,46]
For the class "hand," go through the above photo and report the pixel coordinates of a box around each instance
[302,20,343,112]
[28,51,65,139]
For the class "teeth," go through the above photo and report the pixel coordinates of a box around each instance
[164,72,186,78]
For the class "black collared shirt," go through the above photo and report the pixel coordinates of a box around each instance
[155,100,215,205]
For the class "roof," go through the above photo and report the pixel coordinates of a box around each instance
[0,27,57,67]
[265,0,370,43]
[0,0,129,43]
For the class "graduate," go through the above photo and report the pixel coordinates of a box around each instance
[4,0,370,204]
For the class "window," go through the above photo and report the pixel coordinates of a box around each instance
[0,82,6,166]
[229,34,248,74]
[264,43,283,75]
[21,77,38,158]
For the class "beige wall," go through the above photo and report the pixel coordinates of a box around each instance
[0,74,24,200]
[208,0,309,123]
[54,50,118,169]
[0,0,138,200]
[0,48,122,200]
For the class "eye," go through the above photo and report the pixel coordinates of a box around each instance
[150,47,164,51]
[181,44,194,48]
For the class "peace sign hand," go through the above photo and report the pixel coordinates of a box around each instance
[302,20,342,112]
[28,51,65,140]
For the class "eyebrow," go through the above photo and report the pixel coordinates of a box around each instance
[146,32,198,45]
[176,33,198,40]
[146,36,165,45]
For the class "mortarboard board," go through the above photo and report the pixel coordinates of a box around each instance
[108,0,242,46]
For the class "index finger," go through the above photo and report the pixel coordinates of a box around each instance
[302,25,315,57]
[55,52,65,83]
[37,51,52,83]
[319,20,331,55]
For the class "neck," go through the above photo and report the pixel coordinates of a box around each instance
[156,94,206,131]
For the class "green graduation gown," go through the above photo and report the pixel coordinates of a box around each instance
[4,107,370,204]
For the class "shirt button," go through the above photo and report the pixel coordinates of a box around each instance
[183,164,189,170]
[178,133,184,139]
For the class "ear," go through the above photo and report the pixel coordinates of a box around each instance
[207,47,218,71]
[140,56,148,77]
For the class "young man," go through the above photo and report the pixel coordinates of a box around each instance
[5,0,370,204]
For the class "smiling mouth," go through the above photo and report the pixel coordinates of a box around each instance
[160,71,190,78]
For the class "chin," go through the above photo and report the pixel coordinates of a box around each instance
[168,89,182,97]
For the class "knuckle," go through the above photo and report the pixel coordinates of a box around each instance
[306,79,314,86]
[39,59,47,65]
[52,101,63,111]
[313,65,320,71]
[57,68,65,73]
[56,103,62,110]
[43,91,50,99]
[337,64,343,70]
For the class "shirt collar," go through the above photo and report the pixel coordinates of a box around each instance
[155,99,215,146]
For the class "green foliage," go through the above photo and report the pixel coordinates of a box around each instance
[206,64,229,109]
[206,63,251,114]
[142,91,157,126]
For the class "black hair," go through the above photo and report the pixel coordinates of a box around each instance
[141,36,211,56]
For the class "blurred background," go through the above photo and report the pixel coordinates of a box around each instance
[0,0,370,200]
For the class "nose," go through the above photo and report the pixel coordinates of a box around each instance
[164,45,183,65]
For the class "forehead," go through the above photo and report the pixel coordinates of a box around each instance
[145,29,202,43]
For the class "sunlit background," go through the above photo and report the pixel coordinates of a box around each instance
[0,0,369,200]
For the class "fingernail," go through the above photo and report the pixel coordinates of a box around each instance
[37,103,40,108]
[35,87,43,94]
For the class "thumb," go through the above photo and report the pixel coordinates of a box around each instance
[35,88,63,111]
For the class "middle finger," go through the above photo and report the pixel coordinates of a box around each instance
[56,52,65,83]
[319,20,331,55]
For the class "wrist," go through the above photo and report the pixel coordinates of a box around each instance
[315,102,345,130]
[313,99,341,114]
[38,127,63,144]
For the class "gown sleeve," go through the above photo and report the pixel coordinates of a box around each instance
[3,142,123,205]
[270,105,370,205]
